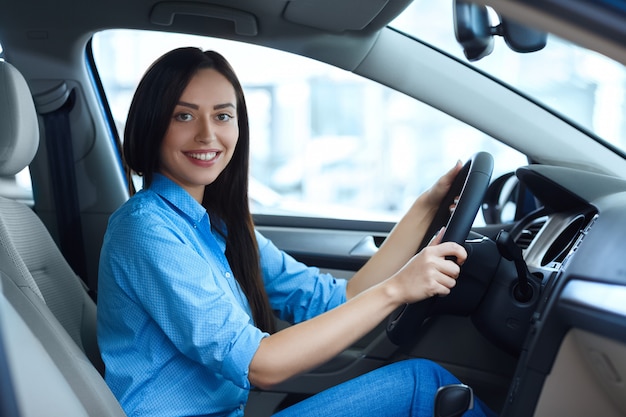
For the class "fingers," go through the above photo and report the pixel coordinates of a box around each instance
[434,241,468,266]
[449,195,460,215]
[442,160,463,186]
[436,160,463,194]
[427,228,467,265]
[394,241,467,303]
[424,160,463,207]
[415,256,459,299]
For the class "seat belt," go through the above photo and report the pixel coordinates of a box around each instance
[37,87,90,293]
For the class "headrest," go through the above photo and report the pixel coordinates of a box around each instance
[0,60,39,176]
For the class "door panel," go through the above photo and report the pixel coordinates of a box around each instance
[256,215,390,271]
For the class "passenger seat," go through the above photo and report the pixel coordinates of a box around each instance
[0,59,126,416]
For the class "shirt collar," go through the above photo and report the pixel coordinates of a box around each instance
[148,173,208,224]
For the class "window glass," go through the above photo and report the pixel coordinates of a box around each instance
[391,1,626,152]
[91,30,526,222]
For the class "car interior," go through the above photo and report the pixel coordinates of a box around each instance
[1,0,626,416]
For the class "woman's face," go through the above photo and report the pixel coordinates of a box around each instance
[159,68,239,202]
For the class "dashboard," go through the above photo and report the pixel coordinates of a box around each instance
[497,164,626,416]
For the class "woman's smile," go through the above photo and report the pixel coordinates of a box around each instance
[185,150,220,163]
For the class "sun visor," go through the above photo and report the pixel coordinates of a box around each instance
[150,2,258,36]
[283,0,410,32]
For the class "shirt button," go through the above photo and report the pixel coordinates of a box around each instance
[239,404,245,411]
[225,272,231,278]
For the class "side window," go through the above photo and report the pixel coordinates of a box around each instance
[91,30,526,223]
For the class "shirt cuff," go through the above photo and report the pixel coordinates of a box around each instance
[221,324,269,390]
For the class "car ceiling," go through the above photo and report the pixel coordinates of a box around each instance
[2,0,624,68]
[0,0,410,68]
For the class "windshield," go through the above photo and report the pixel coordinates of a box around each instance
[390,1,626,153]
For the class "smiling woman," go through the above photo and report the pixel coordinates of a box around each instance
[96,46,498,417]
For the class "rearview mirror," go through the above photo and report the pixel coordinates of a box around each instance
[453,1,494,61]
[453,0,547,61]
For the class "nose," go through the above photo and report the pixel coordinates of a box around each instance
[196,117,216,143]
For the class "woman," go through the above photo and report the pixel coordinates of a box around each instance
[97,47,494,417]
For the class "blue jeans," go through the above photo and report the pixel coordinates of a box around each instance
[272,359,497,417]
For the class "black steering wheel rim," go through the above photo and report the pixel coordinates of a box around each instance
[386,151,494,345]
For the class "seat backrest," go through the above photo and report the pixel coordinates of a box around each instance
[0,196,104,371]
[0,59,125,416]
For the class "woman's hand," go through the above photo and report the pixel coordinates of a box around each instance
[385,228,467,304]
[421,160,463,210]
[346,160,466,300]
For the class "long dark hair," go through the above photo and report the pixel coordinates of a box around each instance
[123,47,275,333]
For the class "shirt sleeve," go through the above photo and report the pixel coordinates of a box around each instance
[102,206,267,390]
[255,231,347,324]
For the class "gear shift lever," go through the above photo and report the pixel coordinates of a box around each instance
[496,230,534,302]
[433,384,474,417]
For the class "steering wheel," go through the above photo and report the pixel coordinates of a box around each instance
[386,151,494,345]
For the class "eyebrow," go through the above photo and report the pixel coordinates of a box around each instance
[214,103,236,110]
[177,101,236,111]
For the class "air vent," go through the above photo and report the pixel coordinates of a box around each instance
[515,218,547,249]
[542,215,586,266]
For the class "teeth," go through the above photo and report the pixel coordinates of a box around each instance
[188,152,217,161]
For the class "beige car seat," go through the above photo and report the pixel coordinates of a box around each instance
[0,59,126,416]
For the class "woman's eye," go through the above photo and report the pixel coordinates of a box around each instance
[174,113,193,122]
[216,113,233,122]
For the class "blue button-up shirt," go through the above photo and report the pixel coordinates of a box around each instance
[97,174,347,417]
